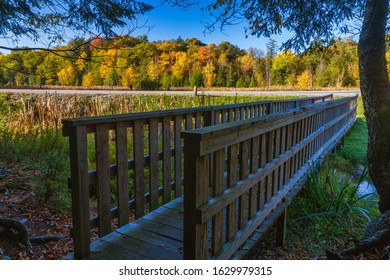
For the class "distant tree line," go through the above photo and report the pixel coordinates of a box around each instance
[0,35,372,89]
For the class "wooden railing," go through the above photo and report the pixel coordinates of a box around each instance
[181,96,357,259]
[62,94,332,258]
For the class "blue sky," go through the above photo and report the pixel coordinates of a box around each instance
[129,2,292,51]
[0,1,294,54]
[0,1,359,55]
[137,2,358,51]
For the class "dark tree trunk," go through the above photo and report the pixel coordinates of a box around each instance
[358,0,390,213]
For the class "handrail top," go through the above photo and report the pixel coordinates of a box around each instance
[61,94,333,128]
[181,96,357,143]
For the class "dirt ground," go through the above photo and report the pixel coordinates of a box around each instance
[0,164,73,259]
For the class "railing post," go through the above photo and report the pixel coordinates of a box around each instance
[204,110,215,186]
[133,120,146,217]
[115,122,130,227]
[162,117,172,204]
[204,110,214,126]
[68,125,90,259]
[276,208,287,247]
[95,124,112,237]
[183,138,209,260]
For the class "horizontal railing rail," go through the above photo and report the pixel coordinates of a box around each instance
[62,94,332,259]
[181,95,357,259]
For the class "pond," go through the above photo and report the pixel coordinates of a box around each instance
[358,181,377,197]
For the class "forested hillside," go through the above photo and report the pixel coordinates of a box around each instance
[0,36,370,89]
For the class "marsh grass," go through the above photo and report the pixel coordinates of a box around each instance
[1,92,300,213]
[1,92,297,132]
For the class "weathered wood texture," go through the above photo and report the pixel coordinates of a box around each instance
[63,95,331,258]
[63,196,184,260]
[182,96,357,259]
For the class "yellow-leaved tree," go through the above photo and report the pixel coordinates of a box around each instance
[82,72,99,87]
[203,62,216,88]
[121,66,139,88]
[297,69,311,88]
[57,66,75,86]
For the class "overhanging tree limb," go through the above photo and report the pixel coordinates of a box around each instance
[0,0,154,43]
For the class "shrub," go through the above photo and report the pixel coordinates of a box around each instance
[31,150,71,214]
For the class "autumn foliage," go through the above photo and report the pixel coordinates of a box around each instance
[0,36,365,89]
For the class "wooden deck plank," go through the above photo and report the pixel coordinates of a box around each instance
[153,204,184,217]
[163,195,184,206]
[117,223,182,254]
[89,240,152,260]
[100,231,182,260]
[135,217,184,242]
[64,196,185,260]
[142,212,184,230]
[163,196,184,212]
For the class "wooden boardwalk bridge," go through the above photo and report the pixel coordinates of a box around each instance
[61,94,357,260]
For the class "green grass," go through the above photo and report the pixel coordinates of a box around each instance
[327,98,368,174]
[327,118,368,174]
